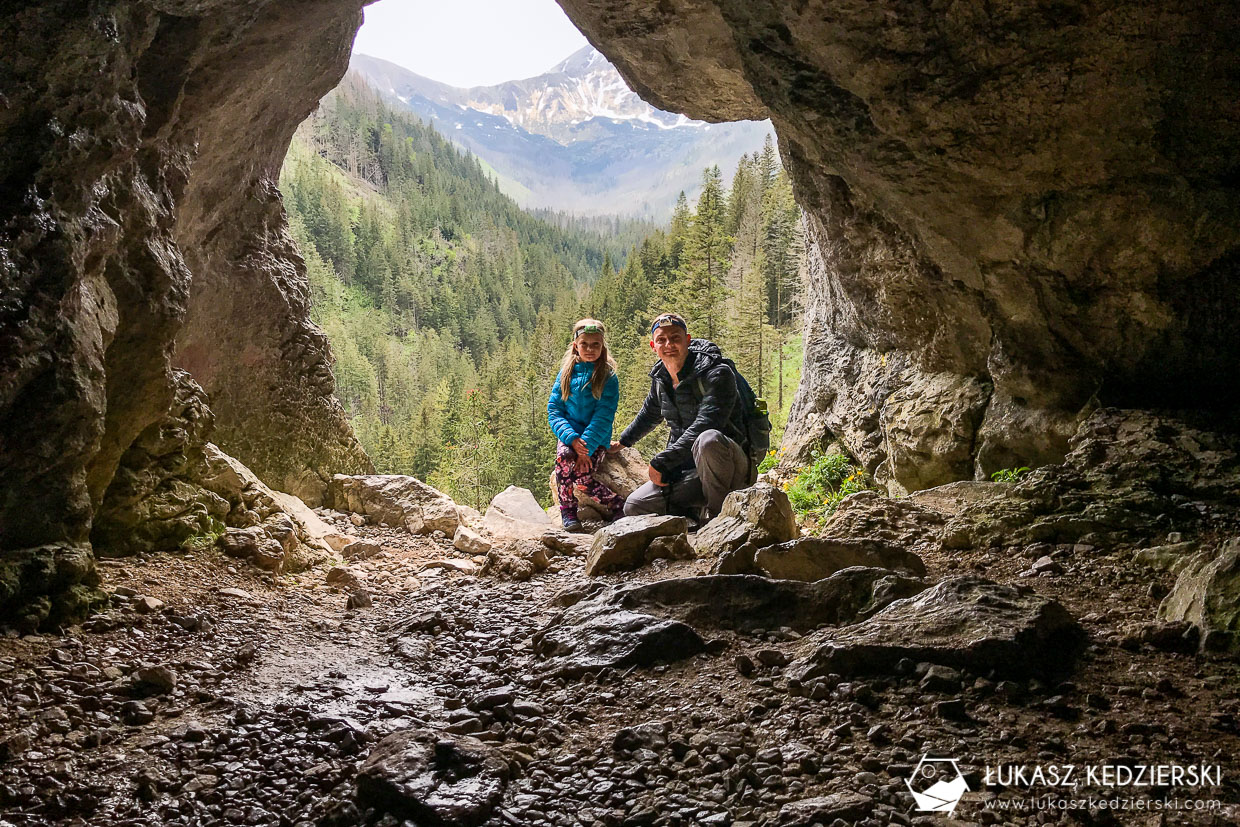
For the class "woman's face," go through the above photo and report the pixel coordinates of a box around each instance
[574,332,604,362]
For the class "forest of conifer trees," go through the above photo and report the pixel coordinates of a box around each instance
[281,74,806,509]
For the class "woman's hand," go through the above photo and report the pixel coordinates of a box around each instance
[572,438,589,457]
[575,452,593,474]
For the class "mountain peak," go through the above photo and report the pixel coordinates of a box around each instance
[547,45,607,77]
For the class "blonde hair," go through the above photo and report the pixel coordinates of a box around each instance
[558,318,616,401]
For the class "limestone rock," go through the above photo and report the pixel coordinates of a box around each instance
[91,370,229,557]
[696,483,798,573]
[452,526,493,557]
[942,410,1240,551]
[559,0,1240,488]
[329,475,462,536]
[755,537,927,581]
[1159,538,1240,652]
[787,576,1085,682]
[342,540,383,561]
[479,543,552,582]
[585,516,690,576]
[548,445,646,521]
[593,570,925,634]
[483,486,553,540]
[541,531,594,558]
[356,729,510,826]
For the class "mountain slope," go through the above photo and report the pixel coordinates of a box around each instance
[350,49,772,218]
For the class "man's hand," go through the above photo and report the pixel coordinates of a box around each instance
[606,441,624,456]
[647,464,665,487]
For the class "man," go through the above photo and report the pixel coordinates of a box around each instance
[610,312,754,521]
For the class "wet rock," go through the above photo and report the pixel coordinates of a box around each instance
[347,589,373,610]
[356,729,510,826]
[453,526,493,556]
[788,576,1085,682]
[695,484,798,573]
[777,791,871,825]
[584,515,689,576]
[598,570,926,633]
[121,700,155,726]
[328,475,462,535]
[1159,538,1240,652]
[612,722,668,752]
[483,486,553,541]
[532,604,706,679]
[754,537,927,581]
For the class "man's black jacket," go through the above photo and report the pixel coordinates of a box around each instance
[618,339,747,476]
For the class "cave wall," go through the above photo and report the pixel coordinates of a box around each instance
[557,0,1240,489]
[0,0,370,626]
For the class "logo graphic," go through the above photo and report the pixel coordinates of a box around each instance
[905,754,969,815]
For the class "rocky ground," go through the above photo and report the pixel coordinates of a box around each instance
[2,412,1239,827]
[1,499,1238,827]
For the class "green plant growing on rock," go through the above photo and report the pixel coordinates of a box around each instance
[784,450,873,520]
[181,517,227,553]
[991,466,1031,483]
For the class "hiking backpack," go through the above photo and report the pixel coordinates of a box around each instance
[686,340,772,466]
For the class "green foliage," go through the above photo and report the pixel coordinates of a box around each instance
[990,466,1031,483]
[784,451,873,519]
[283,76,808,510]
[180,517,226,553]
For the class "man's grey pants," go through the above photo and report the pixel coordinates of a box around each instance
[624,430,754,519]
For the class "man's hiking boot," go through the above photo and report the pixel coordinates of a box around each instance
[562,517,585,534]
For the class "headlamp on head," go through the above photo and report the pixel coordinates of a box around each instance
[574,324,603,339]
[650,313,688,334]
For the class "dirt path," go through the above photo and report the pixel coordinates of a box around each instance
[2,509,1239,827]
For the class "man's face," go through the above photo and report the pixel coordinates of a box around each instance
[650,325,689,367]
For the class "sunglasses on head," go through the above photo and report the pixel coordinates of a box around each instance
[574,324,603,339]
[650,315,687,334]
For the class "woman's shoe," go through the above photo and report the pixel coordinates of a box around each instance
[562,517,585,533]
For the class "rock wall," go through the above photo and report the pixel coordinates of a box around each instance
[557,0,1240,488]
[0,0,370,626]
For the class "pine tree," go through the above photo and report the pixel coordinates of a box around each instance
[679,166,733,340]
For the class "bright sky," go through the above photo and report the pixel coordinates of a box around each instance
[353,0,590,88]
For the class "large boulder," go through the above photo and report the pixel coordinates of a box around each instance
[356,729,510,827]
[1159,538,1240,652]
[483,486,553,541]
[198,444,338,571]
[532,604,707,679]
[696,483,798,573]
[593,570,926,634]
[755,537,927,581]
[787,576,1086,682]
[548,446,647,521]
[328,475,462,535]
[585,516,691,576]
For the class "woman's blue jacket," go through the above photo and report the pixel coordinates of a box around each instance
[547,361,619,454]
